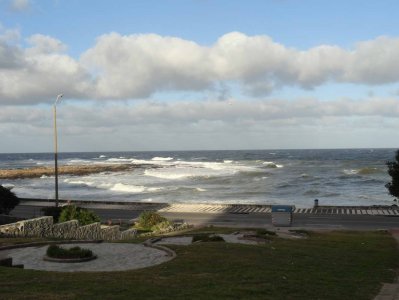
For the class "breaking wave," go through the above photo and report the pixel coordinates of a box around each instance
[64,178,161,194]
[343,167,383,176]
[151,157,174,161]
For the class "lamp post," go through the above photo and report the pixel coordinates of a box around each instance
[54,94,63,207]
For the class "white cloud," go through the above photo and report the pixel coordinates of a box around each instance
[1,30,399,104]
[26,34,68,55]
[2,97,397,128]
[80,32,212,99]
[78,32,399,99]
[0,32,92,104]
[1,97,398,151]
[344,37,399,84]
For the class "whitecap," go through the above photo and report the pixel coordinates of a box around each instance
[2,184,14,190]
[147,187,163,192]
[106,158,132,163]
[110,183,146,193]
[144,168,196,180]
[253,177,268,181]
[151,157,173,161]
[131,158,171,165]
[223,160,233,163]
[64,179,95,187]
[343,169,358,175]
[263,161,280,168]
[67,159,91,165]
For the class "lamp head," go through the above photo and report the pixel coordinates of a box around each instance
[55,94,63,105]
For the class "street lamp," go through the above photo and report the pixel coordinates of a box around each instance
[54,94,63,207]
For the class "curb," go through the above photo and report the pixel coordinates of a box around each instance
[0,240,103,251]
[143,238,176,258]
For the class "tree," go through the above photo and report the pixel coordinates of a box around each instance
[386,150,399,200]
[0,185,20,215]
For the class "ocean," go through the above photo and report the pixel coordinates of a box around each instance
[0,149,397,208]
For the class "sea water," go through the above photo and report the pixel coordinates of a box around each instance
[0,149,396,207]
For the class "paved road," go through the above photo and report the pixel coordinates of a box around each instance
[10,202,399,230]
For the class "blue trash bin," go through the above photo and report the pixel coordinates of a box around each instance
[271,205,295,227]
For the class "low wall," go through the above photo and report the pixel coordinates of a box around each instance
[0,216,53,237]
[120,228,138,240]
[101,225,121,241]
[76,223,102,240]
[0,217,137,241]
[52,220,79,239]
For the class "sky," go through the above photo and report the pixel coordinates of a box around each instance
[1,0,399,153]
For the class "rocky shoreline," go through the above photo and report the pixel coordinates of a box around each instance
[0,164,137,179]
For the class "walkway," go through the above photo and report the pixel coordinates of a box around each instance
[19,200,399,216]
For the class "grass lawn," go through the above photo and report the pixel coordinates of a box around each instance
[0,230,398,300]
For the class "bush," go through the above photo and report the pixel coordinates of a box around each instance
[46,244,93,259]
[59,205,100,225]
[256,229,277,236]
[41,207,63,222]
[151,220,174,232]
[0,185,20,215]
[192,234,224,242]
[137,211,167,229]
[289,229,310,236]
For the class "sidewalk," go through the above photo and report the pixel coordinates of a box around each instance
[374,229,399,300]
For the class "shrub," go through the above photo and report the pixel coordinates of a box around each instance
[151,220,173,232]
[59,205,100,225]
[41,207,63,222]
[46,244,93,259]
[0,185,20,215]
[289,229,310,236]
[192,234,224,242]
[137,211,167,229]
[256,229,277,236]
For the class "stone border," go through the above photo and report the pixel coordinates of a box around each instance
[143,239,176,258]
[0,240,103,251]
[2,242,175,272]
[43,255,98,263]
